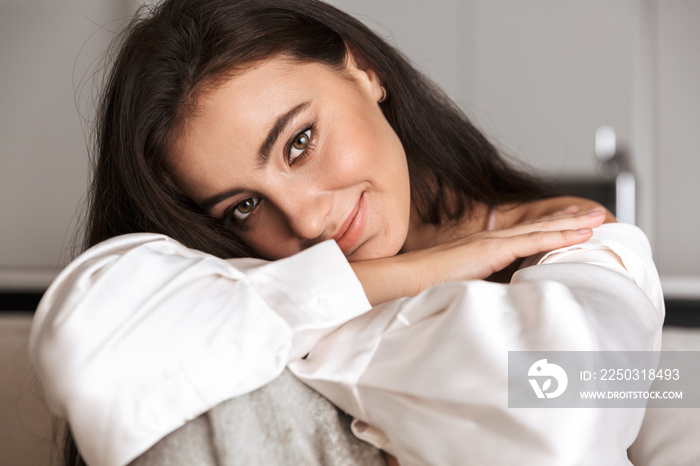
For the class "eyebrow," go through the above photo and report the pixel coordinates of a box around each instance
[259,100,311,165]
[199,100,311,213]
[200,187,245,213]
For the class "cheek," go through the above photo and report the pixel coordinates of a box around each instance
[365,143,413,257]
[382,143,413,250]
[328,119,403,185]
[322,126,377,180]
[238,215,299,260]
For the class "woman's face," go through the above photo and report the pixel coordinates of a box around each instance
[170,53,412,261]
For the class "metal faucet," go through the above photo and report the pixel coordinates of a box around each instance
[595,126,636,224]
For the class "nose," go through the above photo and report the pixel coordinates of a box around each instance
[274,185,332,241]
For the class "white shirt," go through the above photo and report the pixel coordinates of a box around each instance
[29,223,663,466]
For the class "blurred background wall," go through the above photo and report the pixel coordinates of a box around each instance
[1,0,698,297]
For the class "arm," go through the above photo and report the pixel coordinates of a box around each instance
[28,206,604,465]
[351,205,607,305]
[294,223,664,466]
[29,234,372,466]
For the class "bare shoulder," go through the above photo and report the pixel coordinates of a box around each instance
[510,196,617,225]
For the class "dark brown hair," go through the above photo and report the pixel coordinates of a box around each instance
[85,0,553,258]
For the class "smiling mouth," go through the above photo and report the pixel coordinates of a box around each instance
[333,192,367,255]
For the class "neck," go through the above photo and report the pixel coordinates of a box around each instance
[401,202,492,253]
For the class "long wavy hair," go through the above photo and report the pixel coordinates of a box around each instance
[68,0,555,462]
[85,0,554,257]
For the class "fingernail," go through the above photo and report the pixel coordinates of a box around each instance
[587,207,605,216]
[576,228,592,235]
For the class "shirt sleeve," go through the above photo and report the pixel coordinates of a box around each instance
[28,233,371,466]
[528,222,665,322]
[291,223,665,466]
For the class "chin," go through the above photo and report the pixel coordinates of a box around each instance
[348,234,405,262]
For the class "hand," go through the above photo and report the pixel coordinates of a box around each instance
[352,206,606,305]
[507,196,617,226]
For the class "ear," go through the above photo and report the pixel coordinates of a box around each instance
[345,42,384,103]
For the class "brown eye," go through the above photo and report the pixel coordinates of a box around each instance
[293,132,309,150]
[237,199,255,214]
[288,128,311,162]
[226,197,260,225]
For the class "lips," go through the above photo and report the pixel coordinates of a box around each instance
[333,192,367,255]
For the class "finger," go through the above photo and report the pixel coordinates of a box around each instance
[520,204,584,225]
[465,228,594,279]
[491,208,605,237]
[551,205,580,216]
[495,228,594,261]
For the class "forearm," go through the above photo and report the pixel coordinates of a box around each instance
[351,206,607,306]
[30,235,372,466]
[350,254,423,306]
[297,229,663,466]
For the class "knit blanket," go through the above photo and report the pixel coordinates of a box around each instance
[130,369,385,465]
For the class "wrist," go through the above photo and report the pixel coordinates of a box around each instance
[350,253,423,306]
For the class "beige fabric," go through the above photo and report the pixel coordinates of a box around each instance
[0,314,54,465]
[129,369,385,466]
[627,327,700,466]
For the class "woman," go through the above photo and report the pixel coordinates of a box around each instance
[29,0,663,465]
